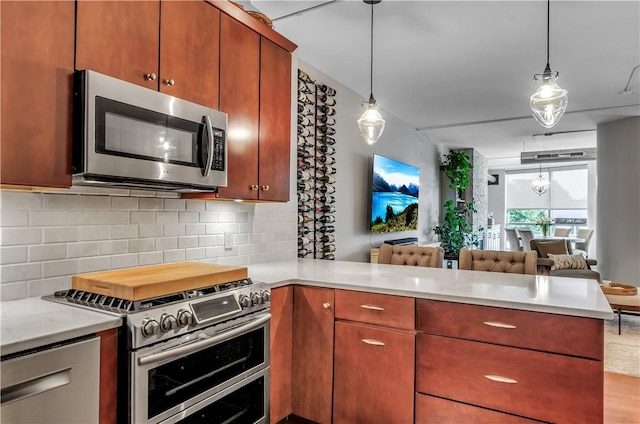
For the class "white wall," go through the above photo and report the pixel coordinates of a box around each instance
[487,169,506,248]
[297,61,441,263]
[596,117,640,284]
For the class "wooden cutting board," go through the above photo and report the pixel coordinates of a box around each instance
[72,262,248,301]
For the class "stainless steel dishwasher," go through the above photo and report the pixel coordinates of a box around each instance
[1,337,100,423]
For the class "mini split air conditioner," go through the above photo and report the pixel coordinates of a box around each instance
[520,147,597,164]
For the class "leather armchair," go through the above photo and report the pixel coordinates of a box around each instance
[377,243,444,268]
[458,248,537,275]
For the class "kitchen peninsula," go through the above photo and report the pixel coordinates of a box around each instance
[250,259,613,424]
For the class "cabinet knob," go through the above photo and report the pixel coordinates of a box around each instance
[261,185,270,191]
[163,78,175,86]
[322,302,331,309]
[250,185,259,191]
[144,72,157,81]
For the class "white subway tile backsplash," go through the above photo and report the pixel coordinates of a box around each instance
[155,191,180,198]
[67,242,101,258]
[100,188,130,197]
[78,256,110,273]
[164,224,185,237]
[101,211,129,225]
[43,259,78,278]
[78,225,110,241]
[163,249,186,263]
[110,254,138,269]
[0,189,296,300]
[31,210,68,226]
[156,237,178,250]
[111,225,138,240]
[43,194,78,210]
[1,209,29,227]
[28,277,68,296]
[2,227,42,246]
[0,246,27,265]
[29,244,66,262]
[111,197,139,210]
[139,224,163,238]
[79,195,110,210]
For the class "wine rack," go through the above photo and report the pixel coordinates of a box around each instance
[297,69,337,260]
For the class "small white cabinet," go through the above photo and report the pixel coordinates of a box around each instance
[484,224,501,250]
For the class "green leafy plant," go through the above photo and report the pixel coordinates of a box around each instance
[442,150,472,193]
[434,200,480,257]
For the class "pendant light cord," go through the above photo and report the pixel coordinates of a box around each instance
[369,1,374,98]
[546,0,550,67]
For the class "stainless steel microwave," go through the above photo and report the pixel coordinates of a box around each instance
[72,70,227,192]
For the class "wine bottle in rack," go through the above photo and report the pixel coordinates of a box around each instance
[322,253,336,260]
[316,125,336,136]
[297,181,313,191]
[297,115,312,126]
[316,165,336,175]
[317,105,336,115]
[317,95,336,106]
[298,236,311,246]
[298,80,313,93]
[316,156,336,166]
[298,70,313,83]
[297,170,311,181]
[297,126,312,137]
[298,204,312,213]
[317,145,336,155]
[316,135,336,145]
[316,205,336,213]
[298,215,310,224]
[316,115,335,126]
[298,192,312,202]
[316,195,336,204]
[297,159,312,170]
[317,184,336,194]
[298,248,311,257]
[297,92,315,104]
[299,225,312,234]
[317,84,337,96]
[317,234,336,243]
[297,149,311,159]
[316,245,336,253]
[316,225,335,233]
[299,104,315,115]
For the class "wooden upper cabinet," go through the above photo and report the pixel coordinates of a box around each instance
[76,1,160,89]
[160,1,220,109]
[258,38,292,202]
[1,1,75,188]
[216,14,260,200]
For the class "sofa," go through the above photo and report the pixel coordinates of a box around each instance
[530,239,601,281]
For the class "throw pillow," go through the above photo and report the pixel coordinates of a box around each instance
[536,240,568,259]
[548,254,588,271]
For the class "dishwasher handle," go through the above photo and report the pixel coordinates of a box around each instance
[1,368,71,406]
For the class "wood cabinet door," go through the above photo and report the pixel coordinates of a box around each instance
[1,1,74,188]
[76,1,160,89]
[270,286,293,423]
[292,286,334,423]
[160,1,219,109]
[258,38,292,201]
[333,321,415,424]
[216,13,260,200]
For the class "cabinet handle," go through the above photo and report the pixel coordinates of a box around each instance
[144,72,157,81]
[261,185,270,191]
[1,368,71,406]
[322,302,331,309]
[483,321,516,329]
[361,339,385,346]
[163,78,175,86]
[250,185,259,191]
[360,304,384,311]
[484,374,518,384]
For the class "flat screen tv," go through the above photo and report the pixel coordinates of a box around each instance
[370,154,420,234]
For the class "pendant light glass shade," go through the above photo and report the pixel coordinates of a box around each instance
[530,68,568,128]
[531,166,550,195]
[530,0,567,128]
[358,94,385,145]
[359,0,384,145]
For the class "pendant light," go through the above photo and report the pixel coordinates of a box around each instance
[531,164,550,196]
[530,0,568,129]
[357,0,385,145]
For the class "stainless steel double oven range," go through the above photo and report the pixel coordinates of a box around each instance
[45,278,271,424]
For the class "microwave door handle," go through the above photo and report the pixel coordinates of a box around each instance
[202,115,214,177]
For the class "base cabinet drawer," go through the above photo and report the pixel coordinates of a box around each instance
[333,321,415,424]
[415,393,543,424]
[335,289,414,330]
[416,334,603,423]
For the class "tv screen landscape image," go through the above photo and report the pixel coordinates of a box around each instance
[370,154,420,234]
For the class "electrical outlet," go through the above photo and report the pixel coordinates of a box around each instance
[224,232,233,249]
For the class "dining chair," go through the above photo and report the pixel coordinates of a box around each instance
[553,227,571,237]
[573,228,594,257]
[504,228,522,251]
[458,248,537,274]
[516,229,534,252]
[377,243,444,267]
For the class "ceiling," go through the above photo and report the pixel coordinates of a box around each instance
[247,0,640,169]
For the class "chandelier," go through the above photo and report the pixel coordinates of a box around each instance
[531,165,550,196]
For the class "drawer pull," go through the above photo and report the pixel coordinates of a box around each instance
[483,321,516,329]
[484,375,518,384]
[361,339,385,346]
[360,304,384,311]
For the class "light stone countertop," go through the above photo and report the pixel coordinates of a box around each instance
[1,297,122,357]
[247,259,615,320]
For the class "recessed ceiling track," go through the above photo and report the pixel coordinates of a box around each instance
[520,147,597,164]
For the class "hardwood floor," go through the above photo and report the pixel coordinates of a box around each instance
[605,372,640,424]
[280,372,639,423]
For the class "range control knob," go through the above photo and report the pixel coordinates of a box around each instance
[250,292,261,306]
[239,294,251,308]
[176,309,193,327]
[160,314,177,332]
[260,290,271,303]
[141,318,160,337]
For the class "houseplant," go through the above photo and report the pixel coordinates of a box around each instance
[536,214,554,237]
[434,150,482,258]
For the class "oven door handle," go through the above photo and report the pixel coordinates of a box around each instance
[137,313,270,366]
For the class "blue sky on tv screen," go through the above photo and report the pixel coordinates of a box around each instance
[373,155,420,189]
